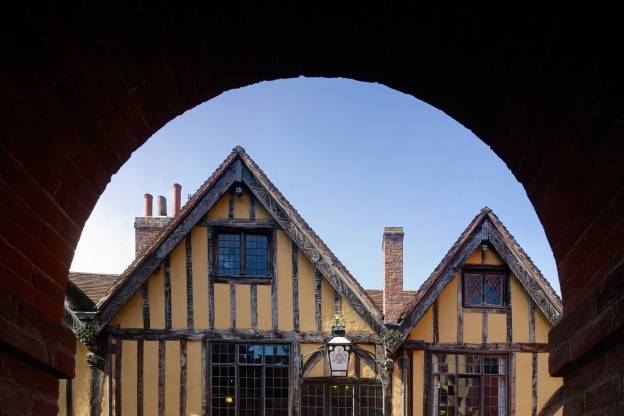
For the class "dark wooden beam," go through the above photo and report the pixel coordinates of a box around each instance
[536,386,563,416]
[506,275,513,343]
[142,283,150,329]
[201,218,280,229]
[114,339,122,416]
[88,365,104,416]
[402,341,549,353]
[185,235,194,328]
[301,348,324,378]
[482,310,488,344]
[376,344,393,416]
[230,284,236,329]
[158,340,165,416]
[201,340,208,416]
[137,340,144,416]
[433,300,439,344]
[106,327,381,343]
[250,284,258,330]
[457,279,463,343]
[509,352,516,416]
[532,352,538,416]
[292,240,300,332]
[107,335,113,416]
[212,276,272,285]
[249,194,256,221]
[529,299,536,343]
[407,351,413,416]
[94,164,237,329]
[314,269,322,333]
[208,227,215,330]
[290,342,301,415]
[179,339,187,416]
[334,289,342,316]
[164,257,172,329]
[66,378,73,416]
[271,230,278,331]
[227,189,234,219]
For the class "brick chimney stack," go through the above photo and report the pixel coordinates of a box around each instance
[383,227,404,322]
[172,183,182,216]
[135,194,171,257]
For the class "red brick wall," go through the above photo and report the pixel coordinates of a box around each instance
[383,227,404,322]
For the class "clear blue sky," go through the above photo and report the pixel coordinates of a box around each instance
[71,77,560,293]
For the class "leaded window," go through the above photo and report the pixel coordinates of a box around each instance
[301,380,382,416]
[431,353,507,416]
[216,231,270,277]
[212,343,289,416]
[462,272,506,307]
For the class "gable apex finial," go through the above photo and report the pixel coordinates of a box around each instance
[232,145,246,154]
[481,206,492,213]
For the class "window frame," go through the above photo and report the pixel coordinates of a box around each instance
[212,226,274,281]
[301,377,383,416]
[210,342,291,416]
[461,266,508,309]
[427,351,509,416]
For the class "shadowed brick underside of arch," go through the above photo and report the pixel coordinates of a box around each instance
[1,4,623,415]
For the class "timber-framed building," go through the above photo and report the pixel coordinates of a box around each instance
[60,146,563,416]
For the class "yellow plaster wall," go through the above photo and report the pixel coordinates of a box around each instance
[516,353,532,416]
[488,313,507,343]
[121,341,137,416]
[359,344,377,379]
[301,344,324,377]
[58,341,92,416]
[213,283,230,328]
[535,308,551,344]
[191,227,209,328]
[143,341,159,416]
[149,267,165,328]
[408,308,433,342]
[276,230,294,331]
[58,379,66,415]
[438,276,458,343]
[112,286,143,328]
[538,352,563,414]
[207,194,228,218]
[465,246,504,265]
[170,242,187,328]
[412,350,424,416]
[236,284,252,329]
[463,312,482,343]
[342,297,372,332]
[392,365,403,416]
[187,341,203,415]
[256,285,272,330]
[298,251,316,331]
[165,341,181,415]
[233,191,251,219]
[511,275,530,342]
[321,279,336,332]
[254,199,271,219]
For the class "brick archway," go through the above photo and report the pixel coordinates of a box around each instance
[1,4,623,414]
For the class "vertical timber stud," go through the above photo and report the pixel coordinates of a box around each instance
[249,194,256,221]
[142,283,150,329]
[115,339,122,416]
[251,284,258,329]
[180,340,188,416]
[401,350,409,416]
[334,289,342,315]
[228,189,234,219]
[158,340,165,416]
[433,300,439,344]
[506,274,513,343]
[208,227,215,329]
[457,278,463,343]
[376,344,392,416]
[66,379,73,416]
[186,235,194,328]
[408,351,414,416]
[290,342,301,416]
[164,257,172,329]
[107,334,113,416]
[201,339,208,416]
[292,240,300,332]
[89,364,105,416]
[509,353,516,416]
[314,269,322,333]
[230,284,237,329]
[271,230,279,331]
[482,310,488,344]
[529,299,537,416]
[423,352,431,416]
[137,340,144,416]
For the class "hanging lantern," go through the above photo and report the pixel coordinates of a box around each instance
[326,314,352,377]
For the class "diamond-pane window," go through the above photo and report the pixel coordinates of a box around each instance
[463,272,506,307]
[215,230,271,278]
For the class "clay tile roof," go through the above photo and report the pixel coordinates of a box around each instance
[68,272,121,305]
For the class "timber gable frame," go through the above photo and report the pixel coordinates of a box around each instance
[397,207,563,343]
[93,146,390,342]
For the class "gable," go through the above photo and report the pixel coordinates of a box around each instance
[399,209,562,348]
[95,148,384,339]
[407,244,556,343]
[109,188,372,335]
